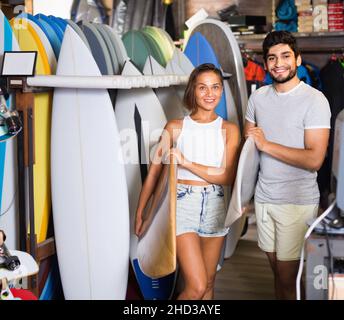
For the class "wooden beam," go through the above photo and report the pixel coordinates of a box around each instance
[37,237,56,262]
[15,91,35,166]
[25,0,33,14]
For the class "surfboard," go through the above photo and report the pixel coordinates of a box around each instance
[102,25,128,70]
[157,28,176,60]
[24,13,61,59]
[171,48,194,75]
[115,60,177,300]
[10,17,52,245]
[35,14,64,43]
[48,16,67,33]
[48,15,68,33]
[143,56,186,120]
[225,137,259,227]
[25,15,64,300]
[166,49,194,104]
[65,19,90,50]
[85,22,119,108]
[187,19,248,133]
[184,32,228,120]
[140,30,166,68]
[51,26,129,300]
[165,56,186,76]
[122,30,152,72]
[137,161,177,278]
[21,17,57,73]
[0,10,20,250]
[79,21,113,75]
[94,23,119,75]
[143,26,174,63]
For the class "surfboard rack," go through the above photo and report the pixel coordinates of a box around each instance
[0,51,190,297]
[26,74,189,89]
[3,74,190,92]
[1,52,190,90]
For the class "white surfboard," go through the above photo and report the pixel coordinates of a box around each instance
[225,137,259,227]
[165,59,185,76]
[115,60,177,299]
[143,56,186,120]
[103,25,128,69]
[224,138,259,257]
[166,50,193,113]
[51,26,129,300]
[171,48,194,75]
[115,60,167,264]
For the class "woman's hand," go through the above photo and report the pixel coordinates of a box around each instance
[135,210,144,237]
[169,148,188,167]
[135,210,151,237]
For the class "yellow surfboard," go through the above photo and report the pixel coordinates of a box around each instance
[10,18,52,243]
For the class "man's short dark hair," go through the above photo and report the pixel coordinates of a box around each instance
[262,31,300,62]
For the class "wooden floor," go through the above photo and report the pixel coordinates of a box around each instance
[214,216,275,300]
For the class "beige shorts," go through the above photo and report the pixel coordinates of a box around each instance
[255,202,318,261]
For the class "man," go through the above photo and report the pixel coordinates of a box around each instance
[245,31,331,300]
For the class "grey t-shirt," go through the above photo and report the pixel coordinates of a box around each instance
[246,81,331,205]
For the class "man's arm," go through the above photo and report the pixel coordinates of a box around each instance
[247,126,330,172]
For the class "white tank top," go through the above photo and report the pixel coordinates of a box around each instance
[176,115,225,182]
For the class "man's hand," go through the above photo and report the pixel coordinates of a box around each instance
[246,127,269,152]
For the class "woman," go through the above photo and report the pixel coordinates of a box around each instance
[135,63,240,300]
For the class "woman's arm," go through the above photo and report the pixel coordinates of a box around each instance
[135,120,181,236]
[173,122,241,186]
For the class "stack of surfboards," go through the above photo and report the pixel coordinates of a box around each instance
[3,9,255,300]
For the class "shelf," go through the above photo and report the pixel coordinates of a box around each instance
[236,31,344,53]
[237,30,344,41]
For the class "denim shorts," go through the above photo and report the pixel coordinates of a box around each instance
[176,183,229,237]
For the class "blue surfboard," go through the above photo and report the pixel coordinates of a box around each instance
[132,259,176,300]
[48,16,67,33]
[19,13,61,58]
[35,14,64,42]
[184,32,228,120]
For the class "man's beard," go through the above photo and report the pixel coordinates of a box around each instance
[269,67,297,84]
